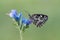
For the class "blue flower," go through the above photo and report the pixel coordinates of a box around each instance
[22,17,32,25]
[20,16,32,31]
[8,9,22,25]
[8,9,32,28]
[8,10,17,18]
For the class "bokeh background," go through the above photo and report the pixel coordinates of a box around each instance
[0,0,60,40]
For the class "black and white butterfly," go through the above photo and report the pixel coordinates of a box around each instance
[28,14,48,27]
[22,9,48,27]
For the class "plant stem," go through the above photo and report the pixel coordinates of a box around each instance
[17,26,23,40]
[20,30,23,40]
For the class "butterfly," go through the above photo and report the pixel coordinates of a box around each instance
[23,10,48,27]
[29,14,48,27]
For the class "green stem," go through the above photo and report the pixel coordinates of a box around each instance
[17,26,23,40]
[20,23,23,40]
[20,30,22,40]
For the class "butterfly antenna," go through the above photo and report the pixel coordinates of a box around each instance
[21,9,32,18]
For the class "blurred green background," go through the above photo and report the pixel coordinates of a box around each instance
[0,0,60,40]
